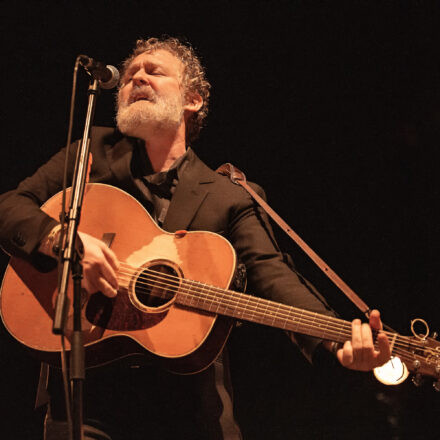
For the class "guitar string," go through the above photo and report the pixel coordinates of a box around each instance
[116,263,436,356]
[116,265,356,335]
[115,263,437,357]
[113,274,433,368]
[113,265,438,362]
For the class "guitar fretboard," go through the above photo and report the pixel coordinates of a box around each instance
[175,278,352,343]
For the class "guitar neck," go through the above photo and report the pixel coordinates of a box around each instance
[176,279,351,344]
[146,268,438,378]
[174,277,440,380]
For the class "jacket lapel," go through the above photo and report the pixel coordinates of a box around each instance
[107,137,216,232]
[107,137,134,181]
[163,150,216,232]
[106,136,146,197]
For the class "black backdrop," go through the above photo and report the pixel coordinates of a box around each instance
[1,1,439,439]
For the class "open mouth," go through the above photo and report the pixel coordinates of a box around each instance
[127,94,154,105]
[130,96,150,104]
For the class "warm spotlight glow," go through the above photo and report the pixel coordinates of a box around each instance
[374,356,409,385]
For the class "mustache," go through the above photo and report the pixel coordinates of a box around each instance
[127,86,157,105]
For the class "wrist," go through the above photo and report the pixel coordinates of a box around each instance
[38,224,63,257]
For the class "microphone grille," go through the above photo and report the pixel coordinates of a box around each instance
[100,65,120,89]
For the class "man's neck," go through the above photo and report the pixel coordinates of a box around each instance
[136,125,187,172]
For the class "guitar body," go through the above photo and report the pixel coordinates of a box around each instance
[0,184,237,374]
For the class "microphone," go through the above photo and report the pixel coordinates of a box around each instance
[78,55,120,89]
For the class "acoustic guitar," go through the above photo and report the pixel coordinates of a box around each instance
[1,184,439,382]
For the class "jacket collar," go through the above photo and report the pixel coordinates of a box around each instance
[163,148,216,232]
[107,134,217,232]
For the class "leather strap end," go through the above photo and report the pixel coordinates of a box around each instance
[216,163,247,185]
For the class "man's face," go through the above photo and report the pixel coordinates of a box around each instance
[116,49,186,137]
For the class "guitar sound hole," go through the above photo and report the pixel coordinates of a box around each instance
[134,264,179,308]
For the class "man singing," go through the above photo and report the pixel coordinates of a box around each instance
[0,36,390,439]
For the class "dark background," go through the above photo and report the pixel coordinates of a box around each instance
[1,1,439,438]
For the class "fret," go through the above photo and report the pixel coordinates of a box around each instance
[246,295,260,322]
[230,300,240,318]
[196,282,211,311]
[229,291,242,319]
[241,292,252,320]
[191,280,207,309]
[259,303,267,325]
[310,312,318,337]
[175,279,185,305]
[334,315,343,343]
[175,280,184,305]
[282,306,290,330]
[264,301,274,326]
[221,291,235,316]
[192,280,202,307]
[233,301,243,319]
[219,290,236,316]
[211,287,221,313]
[292,308,303,333]
[207,284,219,313]
[314,312,324,338]
[182,279,195,307]
[320,316,330,340]
[318,314,329,339]
[271,302,281,327]
[256,300,266,325]
[228,296,241,318]
[260,298,270,326]
[189,280,199,307]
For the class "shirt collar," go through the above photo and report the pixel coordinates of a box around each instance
[131,138,191,184]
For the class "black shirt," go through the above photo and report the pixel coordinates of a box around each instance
[131,143,190,226]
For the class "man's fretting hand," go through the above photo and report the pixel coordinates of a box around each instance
[337,309,391,371]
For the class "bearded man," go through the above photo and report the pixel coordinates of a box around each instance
[0,37,390,439]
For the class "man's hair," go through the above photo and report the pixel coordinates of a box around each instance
[120,36,211,143]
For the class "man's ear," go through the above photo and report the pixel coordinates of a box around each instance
[184,92,203,114]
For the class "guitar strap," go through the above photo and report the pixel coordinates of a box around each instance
[216,163,372,318]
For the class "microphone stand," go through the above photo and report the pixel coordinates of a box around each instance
[52,78,100,440]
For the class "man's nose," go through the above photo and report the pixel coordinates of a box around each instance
[132,69,150,87]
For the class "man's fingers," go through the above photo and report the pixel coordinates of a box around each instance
[335,311,392,371]
[351,319,362,346]
[375,332,391,367]
[101,244,120,271]
[351,319,364,364]
[369,309,382,330]
[97,277,118,298]
[98,254,119,290]
[79,232,119,294]
[338,340,353,367]
[369,310,391,367]
[82,275,117,298]
[361,322,374,354]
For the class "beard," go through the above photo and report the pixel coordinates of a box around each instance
[116,86,184,138]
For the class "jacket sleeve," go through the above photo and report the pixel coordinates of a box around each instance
[0,143,78,270]
[227,182,336,362]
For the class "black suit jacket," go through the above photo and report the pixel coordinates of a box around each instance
[0,127,335,360]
